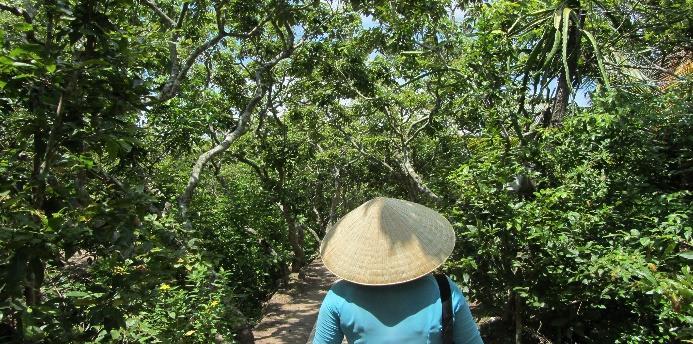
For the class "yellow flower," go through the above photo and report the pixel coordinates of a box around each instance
[209,300,219,307]
[159,283,171,291]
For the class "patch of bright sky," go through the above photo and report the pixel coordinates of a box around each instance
[574,87,592,107]
[327,0,345,11]
[293,25,305,41]
[451,7,467,23]
[361,14,380,29]
[531,78,594,107]
[367,51,381,61]
[361,14,382,62]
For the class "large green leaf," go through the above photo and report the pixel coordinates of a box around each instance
[543,28,561,69]
[561,7,573,93]
[582,29,611,90]
[678,251,693,260]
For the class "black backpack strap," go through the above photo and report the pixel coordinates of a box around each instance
[434,273,454,344]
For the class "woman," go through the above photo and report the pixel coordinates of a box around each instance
[313,197,483,344]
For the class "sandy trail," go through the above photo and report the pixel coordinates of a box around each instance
[253,259,342,344]
[252,259,489,344]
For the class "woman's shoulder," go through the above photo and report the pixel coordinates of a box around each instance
[329,279,347,290]
[326,279,351,299]
[321,279,350,312]
[441,275,471,312]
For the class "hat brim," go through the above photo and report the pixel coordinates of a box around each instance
[320,197,456,286]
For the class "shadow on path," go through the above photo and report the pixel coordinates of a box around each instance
[253,259,340,344]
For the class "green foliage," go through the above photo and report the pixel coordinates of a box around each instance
[447,88,693,341]
[1,0,691,342]
[122,260,240,343]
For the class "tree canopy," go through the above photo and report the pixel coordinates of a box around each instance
[1,0,691,342]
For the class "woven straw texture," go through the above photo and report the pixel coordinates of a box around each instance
[320,197,455,286]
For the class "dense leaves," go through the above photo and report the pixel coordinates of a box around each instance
[1,0,691,343]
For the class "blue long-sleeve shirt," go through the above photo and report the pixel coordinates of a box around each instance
[313,274,484,344]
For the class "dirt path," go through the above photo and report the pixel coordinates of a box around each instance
[253,258,341,344]
[252,259,489,344]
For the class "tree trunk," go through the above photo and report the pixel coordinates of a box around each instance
[27,90,46,307]
[550,71,570,126]
[327,166,342,227]
[278,202,306,272]
[398,147,441,203]
[178,94,258,223]
[515,292,523,344]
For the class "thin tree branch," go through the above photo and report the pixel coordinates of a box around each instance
[0,2,37,42]
[605,61,681,78]
[0,3,33,23]
[255,83,274,135]
[405,92,441,146]
[177,23,299,220]
[38,94,64,180]
[141,0,176,27]
[382,106,406,144]
[234,154,270,184]
[334,126,395,173]
[304,224,321,243]
[89,167,126,192]
[144,6,271,105]
[175,3,189,29]
[210,159,230,190]
[177,73,266,220]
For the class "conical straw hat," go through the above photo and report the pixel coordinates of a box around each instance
[320,197,455,286]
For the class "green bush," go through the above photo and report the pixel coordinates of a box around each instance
[446,89,693,342]
[122,260,241,343]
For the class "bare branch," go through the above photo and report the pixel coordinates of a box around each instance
[162,20,270,102]
[38,94,64,177]
[214,1,226,33]
[380,106,404,144]
[334,125,395,173]
[255,83,274,135]
[399,147,441,203]
[260,24,300,70]
[304,224,321,243]
[144,7,271,105]
[0,3,33,23]
[396,70,437,89]
[177,22,300,220]
[141,0,176,27]
[604,61,681,78]
[175,3,189,29]
[0,2,37,42]
[409,115,430,131]
[157,32,227,103]
[405,92,441,146]
[177,73,265,220]
[234,154,270,184]
[210,159,230,190]
[406,121,430,146]
[167,2,189,85]
[328,166,341,226]
[89,167,126,192]
[228,16,269,39]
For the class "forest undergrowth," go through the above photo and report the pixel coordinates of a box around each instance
[1,0,691,342]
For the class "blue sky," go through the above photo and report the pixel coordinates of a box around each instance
[573,87,592,107]
[362,14,379,29]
